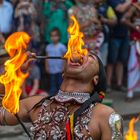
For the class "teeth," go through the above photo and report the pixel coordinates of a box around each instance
[70,57,83,64]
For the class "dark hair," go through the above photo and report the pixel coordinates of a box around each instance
[93,53,107,94]
[50,27,61,36]
[73,53,107,124]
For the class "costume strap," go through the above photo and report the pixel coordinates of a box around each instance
[74,92,101,125]
[67,92,101,140]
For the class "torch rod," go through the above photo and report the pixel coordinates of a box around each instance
[15,114,32,139]
[35,56,66,60]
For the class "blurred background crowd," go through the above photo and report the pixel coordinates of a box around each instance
[0,0,140,102]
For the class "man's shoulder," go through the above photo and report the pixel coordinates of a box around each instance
[93,103,117,120]
[22,96,46,111]
[92,103,123,133]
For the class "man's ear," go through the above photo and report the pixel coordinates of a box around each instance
[92,75,99,86]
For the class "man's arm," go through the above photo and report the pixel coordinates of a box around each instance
[100,107,123,140]
[93,104,123,140]
[0,96,44,125]
[109,0,132,13]
[121,6,140,32]
[115,0,132,13]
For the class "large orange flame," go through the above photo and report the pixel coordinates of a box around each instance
[64,16,88,62]
[125,118,138,140]
[0,32,30,114]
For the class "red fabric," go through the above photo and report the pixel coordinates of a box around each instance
[25,86,44,95]
[132,0,137,3]
[66,121,71,140]
[130,28,140,41]
[99,95,104,100]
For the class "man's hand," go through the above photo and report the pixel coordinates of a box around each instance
[21,51,36,72]
[115,0,132,13]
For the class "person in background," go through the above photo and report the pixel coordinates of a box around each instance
[30,19,41,52]
[43,0,73,44]
[106,0,132,92]
[122,1,140,101]
[93,0,117,66]
[23,62,48,97]
[45,28,67,96]
[31,0,44,40]
[14,0,40,52]
[69,0,104,55]
[14,0,37,33]
[0,0,13,38]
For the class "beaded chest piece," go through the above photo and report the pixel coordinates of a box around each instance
[30,91,123,140]
[30,91,94,140]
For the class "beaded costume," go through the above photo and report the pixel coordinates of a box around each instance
[30,91,94,140]
[29,91,123,140]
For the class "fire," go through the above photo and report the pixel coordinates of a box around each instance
[0,32,30,114]
[125,118,138,140]
[64,16,88,62]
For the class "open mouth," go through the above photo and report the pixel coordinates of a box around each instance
[69,55,85,67]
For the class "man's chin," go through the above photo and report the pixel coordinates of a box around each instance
[64,68,83,77]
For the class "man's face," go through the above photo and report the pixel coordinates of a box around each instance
[63,53,99,82]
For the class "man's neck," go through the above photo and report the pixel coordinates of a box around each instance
[60,78,93,93]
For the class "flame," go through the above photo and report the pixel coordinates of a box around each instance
[125,118,138,140]
[0,32,30,114]
[64,16,88,62]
